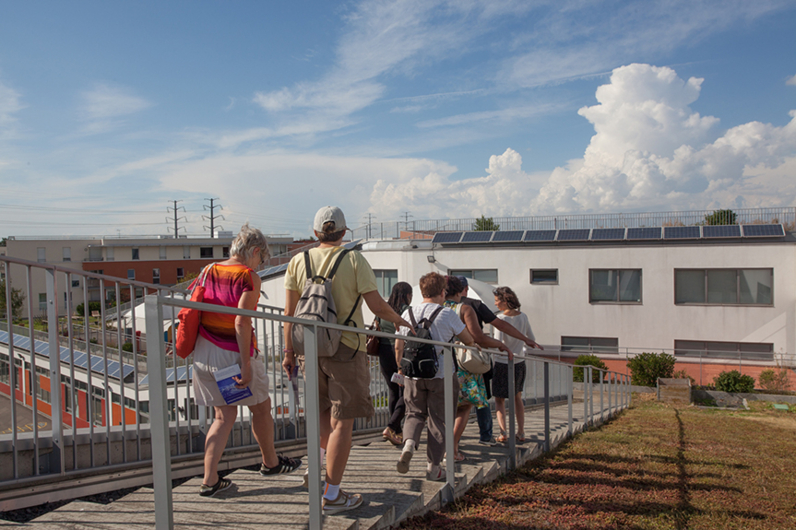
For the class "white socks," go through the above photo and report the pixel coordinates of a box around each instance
[323,482,340,501]
[402,439,415,453]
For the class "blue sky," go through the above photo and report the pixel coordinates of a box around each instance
[1,0,795,238]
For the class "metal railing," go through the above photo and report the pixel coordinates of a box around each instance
[145,294,631,529]
[349,207,796,240]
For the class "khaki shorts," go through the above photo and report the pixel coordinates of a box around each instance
[297,344,374,420]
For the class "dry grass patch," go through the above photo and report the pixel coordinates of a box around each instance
[402,399,796,530]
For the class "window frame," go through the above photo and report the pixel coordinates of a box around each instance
[131,248,140,260]
[589,269,642,304]
[62,247,71,262]
[127,269,135,280]
[200,247,213,259]
[152,268,160,285]
[373,269,398,298]
[530,269,558,285]
[674,340,774,362]
[448,268,499,284]
[674,268,774,306]
[561,336,619,354]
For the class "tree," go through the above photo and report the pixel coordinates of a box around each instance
[573,354,608,383]
[704,209,737,225]
[473,215,500,231]
[627,352,676,387]
[0,278,25,319]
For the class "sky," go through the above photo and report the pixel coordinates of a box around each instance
[1,0,795,239]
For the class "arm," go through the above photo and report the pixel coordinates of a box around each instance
[395,338,404,369]
[281,289,301,377]
[233,275,262,388]
[461,305,512,359]
[491,318,543,350]
[362,290,413,333]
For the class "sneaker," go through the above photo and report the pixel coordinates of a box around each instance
[382,427,403,446]
[199,477,233,497]
[426,466,446,482]
[302,470,326,491]
[478,437,498,447]
[260,455,302,475]
[322,489,364,514]
[396,450,413,474]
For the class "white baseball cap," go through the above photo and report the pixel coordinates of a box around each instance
[313,206,348,232]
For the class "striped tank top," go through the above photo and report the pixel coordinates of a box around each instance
[198,263,256,354]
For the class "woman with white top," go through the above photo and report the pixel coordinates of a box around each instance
[492,286,542,443]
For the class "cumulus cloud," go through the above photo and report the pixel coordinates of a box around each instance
[0,79,23,126]
[369,63,796,217]
[787,74,796,86]
[79,83,151,133]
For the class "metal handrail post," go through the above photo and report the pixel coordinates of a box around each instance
[599,369,604,423]
[588,367,594,426]
[567,365,573,437]
[443,346,455,504]
[45,269,64,474]
[607,372,612,419]
[507,354,516,470]
[583,365,588,431]
[543,362,550,452]
[145,295,173,530]
[303,325,323,530]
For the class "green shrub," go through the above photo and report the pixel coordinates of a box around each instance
[714,370,755,393]
[573,354,608,383]
[672,369,696,385]
[758,369,792,393]
[122,342,134,352]
[627,352,676,387]
[76,301,103,317]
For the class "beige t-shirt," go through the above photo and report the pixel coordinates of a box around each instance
[285,246,378,351]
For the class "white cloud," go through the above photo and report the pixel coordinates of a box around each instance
[79,83,151,133]
[0,79,23,126]
[369,63,796,217]
[787,74,796,86]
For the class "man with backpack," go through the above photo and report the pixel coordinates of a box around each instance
[282,206,412,515]
[394,272,478,482]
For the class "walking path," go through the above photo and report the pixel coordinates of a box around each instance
[11,398,623,529]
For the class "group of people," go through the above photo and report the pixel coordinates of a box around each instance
[188,205,540,516]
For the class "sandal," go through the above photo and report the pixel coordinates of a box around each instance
[496,433,508,444]
[516,432,526,443]
[453,453,466,462]
[260,454,302,475]
[199,477,233,497]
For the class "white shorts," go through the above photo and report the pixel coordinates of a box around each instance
[191,334,271,408]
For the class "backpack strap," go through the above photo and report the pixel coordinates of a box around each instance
[303,251,316,281]
[426,306,444,326]
[326,248,351,280]
[408,308,418,328]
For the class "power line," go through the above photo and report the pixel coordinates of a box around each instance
[166,200,186,238]
[203,198,224,238]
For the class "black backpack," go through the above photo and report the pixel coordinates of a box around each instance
[401,306,444,379]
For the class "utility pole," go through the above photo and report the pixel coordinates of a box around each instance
[363,213,376,240]
[203,198,225,238]
[166,200,186,238]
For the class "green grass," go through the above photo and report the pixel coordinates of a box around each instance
[402,395,796,530]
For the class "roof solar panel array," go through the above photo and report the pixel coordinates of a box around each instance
[523,230,557,242]
[491,230,525,242]
[742,224,785,237]
[626,227,662,240]
[431,231,464,244]
[702,225,741,238]
[461,231,494,243]
[663,226,701,239]
[556,229,591,241]
[591,228,626,240]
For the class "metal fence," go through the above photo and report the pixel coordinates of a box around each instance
[349,207,796,240]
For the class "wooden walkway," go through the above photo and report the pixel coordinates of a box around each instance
[8,397,623,529]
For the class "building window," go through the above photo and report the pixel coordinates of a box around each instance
[183,246,191,259]
[37,247,46,263]
[675,269,773,305]
[531,269,558,284]
[373,270,398,298]
[132,248,140,260]
[159,246,167,260]
[38,293,47,312]
[62,247,71,262]
[223,246,230,258]
[561,336,619,354]
[200,247,213,259]
[152,268,160,284]
[590,269,641,303]
[72,279,80,288]
[449,269,499,284]
[127,269,135,280]
[176,268,185,281]
[674,340,774,362]
[106,247,114,261]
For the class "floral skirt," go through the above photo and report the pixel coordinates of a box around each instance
[457,368,488,409]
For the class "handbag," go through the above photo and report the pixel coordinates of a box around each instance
[175,265,212,359]
[366,317,381,356]
[455,344,491,374]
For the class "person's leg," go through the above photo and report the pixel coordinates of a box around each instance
[476,401,493,442]
[494,396,507,436]
[249,398,279,467]
[203,405,237,486]
[424,379,446,467]
[453,404,472,458]
[378,343,405,435]
[515,392,525,435]
[325,416,355,486]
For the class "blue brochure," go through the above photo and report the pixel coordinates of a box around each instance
[213,364,253,405]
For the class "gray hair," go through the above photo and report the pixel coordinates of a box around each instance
[229,223,269,263]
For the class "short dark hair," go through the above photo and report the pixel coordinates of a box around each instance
[316,221,346,243]
[419,272,446,298]
[445,275,465,297]
[493,286,521,310]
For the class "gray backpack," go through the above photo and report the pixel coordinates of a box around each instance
[291,249,361,358]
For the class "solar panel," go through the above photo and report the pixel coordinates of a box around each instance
[702,225,741,238]
[491,230,525,242]
[663,226,700,239]
[523,230,557,242]
[742,224,785,237]
[626,227,662,240]
[557,229,591,241]
[461,231,494,243]
[431,232,464,244]
[591,228,625,240]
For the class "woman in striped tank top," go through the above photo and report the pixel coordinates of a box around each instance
[193,224,301,498]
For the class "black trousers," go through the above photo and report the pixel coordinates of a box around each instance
[378,341,406,433]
